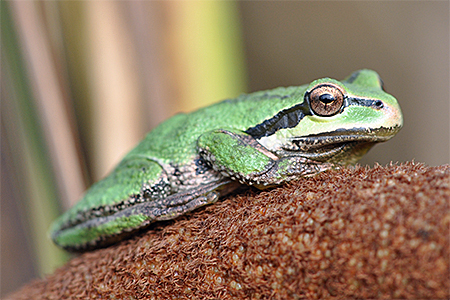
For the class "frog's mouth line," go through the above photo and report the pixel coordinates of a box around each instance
[291,140,375,160]
[282,126,401,160]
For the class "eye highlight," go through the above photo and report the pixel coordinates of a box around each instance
[306,83,345,116]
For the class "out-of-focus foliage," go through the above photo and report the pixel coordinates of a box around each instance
[1,1,247,296]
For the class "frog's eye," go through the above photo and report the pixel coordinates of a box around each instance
[307,83,345,116]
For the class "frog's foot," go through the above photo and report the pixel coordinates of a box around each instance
[151,189,220,221]
[241,156,334,188]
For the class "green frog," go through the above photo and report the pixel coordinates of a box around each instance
[50,69,403,251]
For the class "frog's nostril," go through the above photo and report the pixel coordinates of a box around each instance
[374,100,384,109]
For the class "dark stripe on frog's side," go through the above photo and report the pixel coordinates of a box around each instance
[55,194,141,232]
[245,95,383,140]
[245,102,311,139]
[56,177,172,232]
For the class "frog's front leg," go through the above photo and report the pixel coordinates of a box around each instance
[198,129,331,188]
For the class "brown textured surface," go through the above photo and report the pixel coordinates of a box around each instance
[6,163,449,299]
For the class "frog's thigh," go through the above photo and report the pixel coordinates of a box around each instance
[198,129,277,177]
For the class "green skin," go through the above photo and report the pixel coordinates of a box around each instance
[50,69,403,251]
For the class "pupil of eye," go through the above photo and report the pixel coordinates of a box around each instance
[319,93,335,104]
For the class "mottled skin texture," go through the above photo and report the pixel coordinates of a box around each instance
[50,69,403,250]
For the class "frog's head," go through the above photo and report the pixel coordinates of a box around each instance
[257,69,403,165]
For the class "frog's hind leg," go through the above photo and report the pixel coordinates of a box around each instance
[137,179,238,222]
[59,179,238,251]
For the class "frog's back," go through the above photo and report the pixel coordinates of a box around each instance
[126,85,306,164]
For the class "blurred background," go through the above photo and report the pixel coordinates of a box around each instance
[1,1,448,296]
